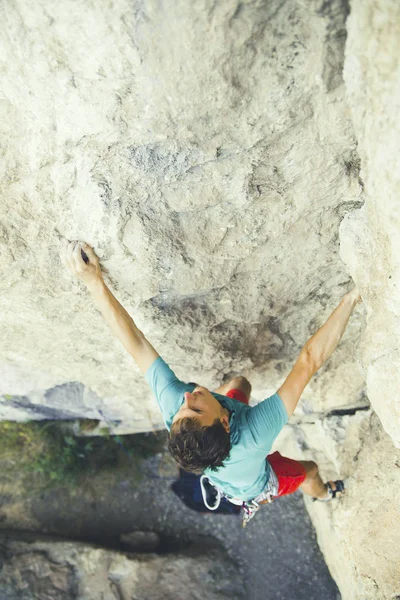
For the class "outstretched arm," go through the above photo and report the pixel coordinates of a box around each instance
[277,287,362,417]
[63,240,159,374]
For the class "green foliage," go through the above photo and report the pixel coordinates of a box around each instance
[0,420,167,489]
[79,419,101,432]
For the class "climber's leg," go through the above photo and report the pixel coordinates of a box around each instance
[298,460,344,499]
[214,376,252,402]
[266,452,307,497]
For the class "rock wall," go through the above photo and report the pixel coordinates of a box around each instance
[1,1,399,599]
[272,410,400,600]
[340,0,400,448]
[273,2,400,599]
[0,532,244,600]
[0,0,365,433]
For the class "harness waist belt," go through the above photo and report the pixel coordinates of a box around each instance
[200,464,279,511]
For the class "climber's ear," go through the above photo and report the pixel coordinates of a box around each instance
[220,413,230,434]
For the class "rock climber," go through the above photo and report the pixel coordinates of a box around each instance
[63,240,362,525]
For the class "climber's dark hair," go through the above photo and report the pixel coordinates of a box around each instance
[168,417,231,475]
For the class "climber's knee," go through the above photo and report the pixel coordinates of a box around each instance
[230,376,252,396]
[299,460,319,479]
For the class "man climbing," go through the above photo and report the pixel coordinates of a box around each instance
[63,240,362,525]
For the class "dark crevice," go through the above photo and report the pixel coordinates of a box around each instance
[326,405,370,418]
[0,527,224,558]
[1,398,86,420]
[290,405,371,425]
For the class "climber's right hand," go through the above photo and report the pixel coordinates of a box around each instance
[346,286,362,305]
[63,240,104,289]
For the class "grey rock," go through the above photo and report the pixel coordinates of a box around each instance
[340,0,400,449]
[120,530,160,552]
[0,532,244,600]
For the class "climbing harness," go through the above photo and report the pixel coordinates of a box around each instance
[200,465,280,527]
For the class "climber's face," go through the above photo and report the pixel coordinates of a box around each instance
[172,386,230,432]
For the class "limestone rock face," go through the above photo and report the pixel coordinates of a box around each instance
[0,0,364,433]
[0,533,244,600]
[273,411,400,600]
[1,1,399,600]
[293,4,400,597]
[340,0,400,448]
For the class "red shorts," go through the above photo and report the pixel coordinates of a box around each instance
[226,389,306,497]
[225,388,250,405]
[266,451,306,497]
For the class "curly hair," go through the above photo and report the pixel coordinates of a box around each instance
[168,417,231,475]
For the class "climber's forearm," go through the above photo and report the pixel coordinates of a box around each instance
[305,292,359,368]
[86,277,160,373]
[86,277,145,355]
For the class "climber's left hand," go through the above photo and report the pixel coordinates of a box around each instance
[63,240,104,289]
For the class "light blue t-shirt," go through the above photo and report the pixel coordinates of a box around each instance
[145,355,288,501]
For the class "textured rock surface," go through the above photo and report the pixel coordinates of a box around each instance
[1,1,399,599]
[0,0,365,433]
[0,532,244,600]
[272,411,400,600]
[340,0,400,448]
[296,3,400,598]
[120,530,161,552]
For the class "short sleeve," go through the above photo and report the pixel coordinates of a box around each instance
[145,356,193,430]
[245,392,289,450]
